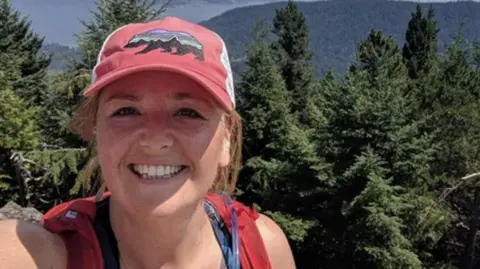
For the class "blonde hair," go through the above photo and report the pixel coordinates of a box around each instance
[69,93,243,196]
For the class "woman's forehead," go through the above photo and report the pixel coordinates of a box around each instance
[99,72,215,105]
[103,91,203,103]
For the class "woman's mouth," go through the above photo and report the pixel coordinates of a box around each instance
[128,164,186,180]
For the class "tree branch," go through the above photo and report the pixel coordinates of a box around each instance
[439,172,480,202]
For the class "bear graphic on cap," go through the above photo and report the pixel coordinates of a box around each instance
[124,29,205,61]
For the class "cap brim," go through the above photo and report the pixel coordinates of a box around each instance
[84,64,232,111]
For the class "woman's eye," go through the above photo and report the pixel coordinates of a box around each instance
[111,107,139,117]
[175,108,204,119]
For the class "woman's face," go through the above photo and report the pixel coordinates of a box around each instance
[95,71,230,217]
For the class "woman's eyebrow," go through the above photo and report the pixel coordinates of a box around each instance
[104,93,140,103]
[173,92,215,108]
[173,92,193,100]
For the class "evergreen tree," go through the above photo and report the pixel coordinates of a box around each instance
[237,35,331,266]
[0,0,51,105]
[343,157,422,269]
[428,28,480,179]
[402,5,439,80]
[0,47,41,206]
[474,40,480,68]
[323,30,450,268]
[401,5,441,123]
[423,29,480,267]
[352,29,406,86]
[271,0,315,120]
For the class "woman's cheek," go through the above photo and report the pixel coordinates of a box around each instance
[173,121,216,149]
[97,118,143,154]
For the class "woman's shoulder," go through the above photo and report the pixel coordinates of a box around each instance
[255,213,297,269]
[206,193,296,268]
[0,219,67,269]
[255,214,295,269]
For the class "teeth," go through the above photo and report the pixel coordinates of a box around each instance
[132,164,183,179]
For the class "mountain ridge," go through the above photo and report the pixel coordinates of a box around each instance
[39,0,480,76]
[200,0,480,75]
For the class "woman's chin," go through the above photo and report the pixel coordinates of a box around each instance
[119,171,203,218]
[131,194,203,220]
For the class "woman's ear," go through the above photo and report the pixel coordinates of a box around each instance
[223,138,230,154]
[219,128,231,168]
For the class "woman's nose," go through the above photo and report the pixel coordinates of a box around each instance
[138,116,174,151]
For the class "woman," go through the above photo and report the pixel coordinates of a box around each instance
[0,17,295,269]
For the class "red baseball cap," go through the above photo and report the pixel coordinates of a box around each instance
[84,16,235,111]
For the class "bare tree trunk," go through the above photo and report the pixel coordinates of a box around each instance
[13,152,27,207]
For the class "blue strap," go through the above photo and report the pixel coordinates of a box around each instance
[220,193,240,269]
[205,197,240,269]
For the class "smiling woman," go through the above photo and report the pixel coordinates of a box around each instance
[90,71,236,219]
[0,16,295,269]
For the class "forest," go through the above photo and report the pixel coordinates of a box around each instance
[2,0,480,268]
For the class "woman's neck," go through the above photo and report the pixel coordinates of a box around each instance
[109,199,220,269]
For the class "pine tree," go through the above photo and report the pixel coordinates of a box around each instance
[323,30,450,268]
[474,40,480,68]
[271,0,315,120]
[352,29,406,86]
[237,35,330,265]
[427,29,480,267]
[401,5,441,124]
[428,27,480,179]
[402,5,439,80]
[0,0,51,105]
[0,47,41,207]
[342,154,422,269]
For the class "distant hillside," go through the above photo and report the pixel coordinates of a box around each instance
[170,0,280,5]
[40,43,81,71]
[42,0,480,75]
[199,0,480,75]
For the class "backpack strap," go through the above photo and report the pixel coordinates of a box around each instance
[42,196,106,269]
[205,193,272,269]
[42,192,271,269]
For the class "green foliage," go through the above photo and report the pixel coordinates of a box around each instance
[271,0,315,119]
[0,2,44,206]
[309,28,451,268]
[39,68,91,147]
[343,170,422,269]
[0,0,51,105]
[237,35,329,256]
[352,29,407,86]
[4,1,480,268]
[25,148,86,186]
[22,148,90,211]
[0,89,39,150]
[403,5,439,79]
